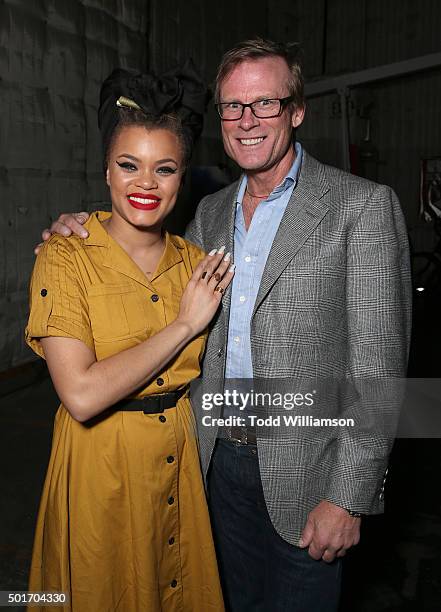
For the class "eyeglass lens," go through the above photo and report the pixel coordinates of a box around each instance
[220,99,282,119]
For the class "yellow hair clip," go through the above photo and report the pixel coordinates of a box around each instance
[116,96,141,110]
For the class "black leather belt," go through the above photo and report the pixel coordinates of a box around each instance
[116,388,186,414]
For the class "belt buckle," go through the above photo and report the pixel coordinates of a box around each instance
[142,396,164,414]
[229,426,248,445]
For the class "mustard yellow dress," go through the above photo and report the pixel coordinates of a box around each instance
[25,212,224,612]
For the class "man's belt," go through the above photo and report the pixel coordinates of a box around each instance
[116,388,187,414]
[222,425,257,445]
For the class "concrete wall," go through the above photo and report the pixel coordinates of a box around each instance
[0,0,148,370]
[149,0,441,229]
[2,0,440,370]
[290,0,441,232]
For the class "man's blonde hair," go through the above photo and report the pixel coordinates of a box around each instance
[214,37,304,109]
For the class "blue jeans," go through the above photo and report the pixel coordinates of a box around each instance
[208,439,342,612]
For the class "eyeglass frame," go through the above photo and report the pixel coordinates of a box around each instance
[215,96,295,121]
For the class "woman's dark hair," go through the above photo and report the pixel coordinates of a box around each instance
[98,63,208,172]
[104,107,192,171]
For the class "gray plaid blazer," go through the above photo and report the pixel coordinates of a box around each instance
[185,150,412,545]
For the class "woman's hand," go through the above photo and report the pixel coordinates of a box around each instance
[177,247,235,337]
[40,247,234,422]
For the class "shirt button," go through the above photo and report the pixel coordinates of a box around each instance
[239,295,246,302]
[244,256,251,262]
[168,537,175,545]
[40,289,48,297]
[168,496,174,505]
[167,455,174,463]
[159,415,166,423]
[157,377,164,386]
[217,348,223,357]
[171,580,177,588]
[151,294,159,302]
[233,336,240,343]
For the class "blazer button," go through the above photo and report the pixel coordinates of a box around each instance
[151,294,159,302]
[167,455,174,463]
[168,496,174,505]
[159,415,166,423]
[40,289,48,297]
[171,579,177,588]
[168,537,175,545]
[157,377,164,386]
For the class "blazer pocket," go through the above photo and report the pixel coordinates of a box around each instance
[87,283,142,342]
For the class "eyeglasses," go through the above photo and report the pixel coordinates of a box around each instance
[216,96,294,121]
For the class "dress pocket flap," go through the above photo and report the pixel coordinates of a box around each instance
[87,283,136,298]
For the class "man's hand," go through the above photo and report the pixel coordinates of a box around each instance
[298,500,361,563]
[34,212,90,255]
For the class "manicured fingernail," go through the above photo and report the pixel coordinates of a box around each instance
[229,264,236,272]
[217,246,226,254]
[208,249,217,256]
[223,252,231,261]
[81,231,89,238]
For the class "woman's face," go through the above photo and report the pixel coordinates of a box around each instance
[106,125,184,232]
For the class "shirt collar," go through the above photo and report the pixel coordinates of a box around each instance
[84,211,183,252]
[83,211,183,287]
[236,141,303,206]
[83,210,112,246]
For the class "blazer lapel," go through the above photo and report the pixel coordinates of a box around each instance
[208,180,240,318]
[253,152,331,314]
[206,181,238,255]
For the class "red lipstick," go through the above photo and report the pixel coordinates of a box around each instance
[127,193,161,211]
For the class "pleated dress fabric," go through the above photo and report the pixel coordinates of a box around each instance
[25,212,224,612]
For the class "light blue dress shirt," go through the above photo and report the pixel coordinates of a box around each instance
[225,142,303,379]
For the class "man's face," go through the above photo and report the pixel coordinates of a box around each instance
[219,57,305,172]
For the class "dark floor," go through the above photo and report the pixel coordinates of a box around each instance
[1,370,441,611]
[0,372,56,611]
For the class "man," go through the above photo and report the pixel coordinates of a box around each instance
[37,39,411,611]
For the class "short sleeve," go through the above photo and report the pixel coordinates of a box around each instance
[25,238,94,358]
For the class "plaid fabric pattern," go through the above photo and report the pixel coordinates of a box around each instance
[185,151,412,545]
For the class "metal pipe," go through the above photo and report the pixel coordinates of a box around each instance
[305,52,441,98]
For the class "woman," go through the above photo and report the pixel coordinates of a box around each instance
[25,63,232,611]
